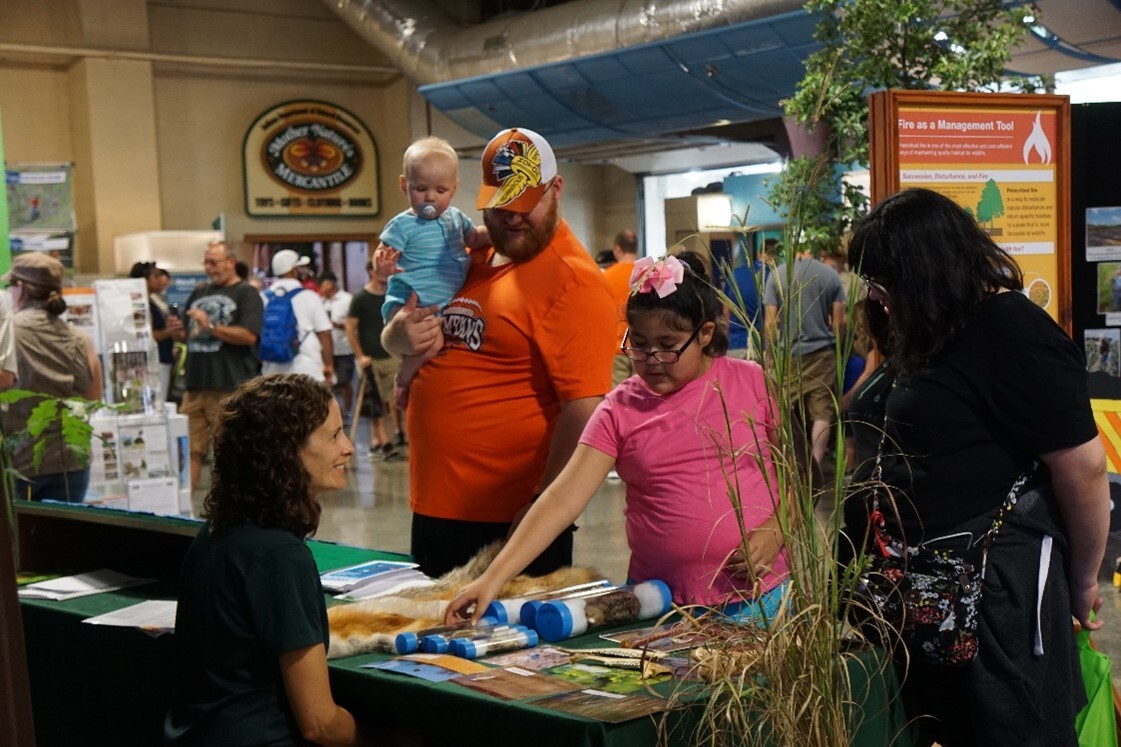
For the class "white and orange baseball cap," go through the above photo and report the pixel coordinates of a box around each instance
[476,127,558,213]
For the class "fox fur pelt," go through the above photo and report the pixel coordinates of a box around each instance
[327,542,604,659]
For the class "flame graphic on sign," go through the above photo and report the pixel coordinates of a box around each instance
[1022,111,1052,165]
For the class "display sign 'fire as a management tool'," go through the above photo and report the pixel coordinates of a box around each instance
[243,100,379,218]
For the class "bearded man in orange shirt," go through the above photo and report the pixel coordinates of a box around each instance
[382,127,616,577]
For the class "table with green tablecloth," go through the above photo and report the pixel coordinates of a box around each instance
[16,501,912,746]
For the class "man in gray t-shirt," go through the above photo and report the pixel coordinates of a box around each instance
[180,241,263,487]
[764,256,845,466]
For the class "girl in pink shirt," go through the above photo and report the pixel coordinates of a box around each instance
[447,251,787,621]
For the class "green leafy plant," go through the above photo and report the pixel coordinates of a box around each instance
[1,390,111,542]
[769,0,1049,256]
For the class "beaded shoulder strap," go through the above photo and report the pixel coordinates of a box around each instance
[867,376,1036,553]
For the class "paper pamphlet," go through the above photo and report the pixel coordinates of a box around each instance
[336,571,434,601]
[319,559,419,593]
[451,666,584,701]
[541,662,669,695]
[17,569,155,601]
[127,477,180,516]
[479,645,572,671]
[82,599,177,635]
[528,688,673,723]
[366,653,491,682]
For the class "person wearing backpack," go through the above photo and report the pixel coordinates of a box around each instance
[261,250,333,385]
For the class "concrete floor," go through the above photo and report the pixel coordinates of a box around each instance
[191,415,1121,695]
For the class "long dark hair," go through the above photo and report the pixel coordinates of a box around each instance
[204,374,331,537]
[626,250,729,356]
[849,188,1022,374]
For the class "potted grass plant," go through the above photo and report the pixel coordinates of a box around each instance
[652,166,890,747]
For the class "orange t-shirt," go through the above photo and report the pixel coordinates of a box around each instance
[601,259,634,350]
[408,220,616,522]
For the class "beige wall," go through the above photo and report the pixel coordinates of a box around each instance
[71,57,164,273]
[0,65,73,162]
[153,72,412,245]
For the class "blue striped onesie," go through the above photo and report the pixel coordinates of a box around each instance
[381,206,474,323]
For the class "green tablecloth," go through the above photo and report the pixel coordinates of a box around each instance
[20,536,396,746]
[18,506,911,746]
[328,644,912,747]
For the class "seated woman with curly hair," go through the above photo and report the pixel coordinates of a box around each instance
[164,374,370,746]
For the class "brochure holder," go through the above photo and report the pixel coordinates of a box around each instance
[77,279,192,515]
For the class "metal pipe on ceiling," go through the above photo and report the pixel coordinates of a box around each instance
[323,0,807,84]
[0,41,399,78]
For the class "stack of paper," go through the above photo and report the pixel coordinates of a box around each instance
[337,568,434,601]
[320,559,433,600]
[17,569,155,601]
[82,599,178,635]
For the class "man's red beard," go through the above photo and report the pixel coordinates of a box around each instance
[483,198,559,263]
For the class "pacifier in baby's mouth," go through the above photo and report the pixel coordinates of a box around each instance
[421,204,438,219]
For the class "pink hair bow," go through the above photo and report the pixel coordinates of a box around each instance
[629,255,685,298]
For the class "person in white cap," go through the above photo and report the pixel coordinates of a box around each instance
[181,240,264,488]
[260,249,333,383]
[382,127,616,577]
[376,136,489,410]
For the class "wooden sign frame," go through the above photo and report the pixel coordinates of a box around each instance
[869,90,1071,329]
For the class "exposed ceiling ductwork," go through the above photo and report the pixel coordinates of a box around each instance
[324,0,814,161]
[323,0,1121,164]
[323,0,807,84]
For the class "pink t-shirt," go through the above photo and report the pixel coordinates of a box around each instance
[580,356,789,606]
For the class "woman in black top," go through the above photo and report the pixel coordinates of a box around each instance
[844,189,1108,747]
[165,374,369,746]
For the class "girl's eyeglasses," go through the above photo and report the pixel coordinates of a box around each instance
[621,326,702,364]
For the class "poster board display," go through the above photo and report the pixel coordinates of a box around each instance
[6,163,77,269]
[869,90,1070,329]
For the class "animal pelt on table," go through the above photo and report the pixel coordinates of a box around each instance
[327,542,605,659]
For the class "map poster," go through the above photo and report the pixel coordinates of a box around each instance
[6,164,75,233]
[869,91,1070,327]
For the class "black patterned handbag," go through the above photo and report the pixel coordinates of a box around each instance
[858,398,1035,667]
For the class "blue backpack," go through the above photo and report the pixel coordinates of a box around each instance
[260,286,305,363]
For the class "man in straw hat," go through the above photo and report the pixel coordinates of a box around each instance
[382,127,615,577]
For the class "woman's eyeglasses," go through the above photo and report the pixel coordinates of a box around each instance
[861,275,890,302]
[621,326,702,364]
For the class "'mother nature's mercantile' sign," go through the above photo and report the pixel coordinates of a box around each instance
[243,100,379,218]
